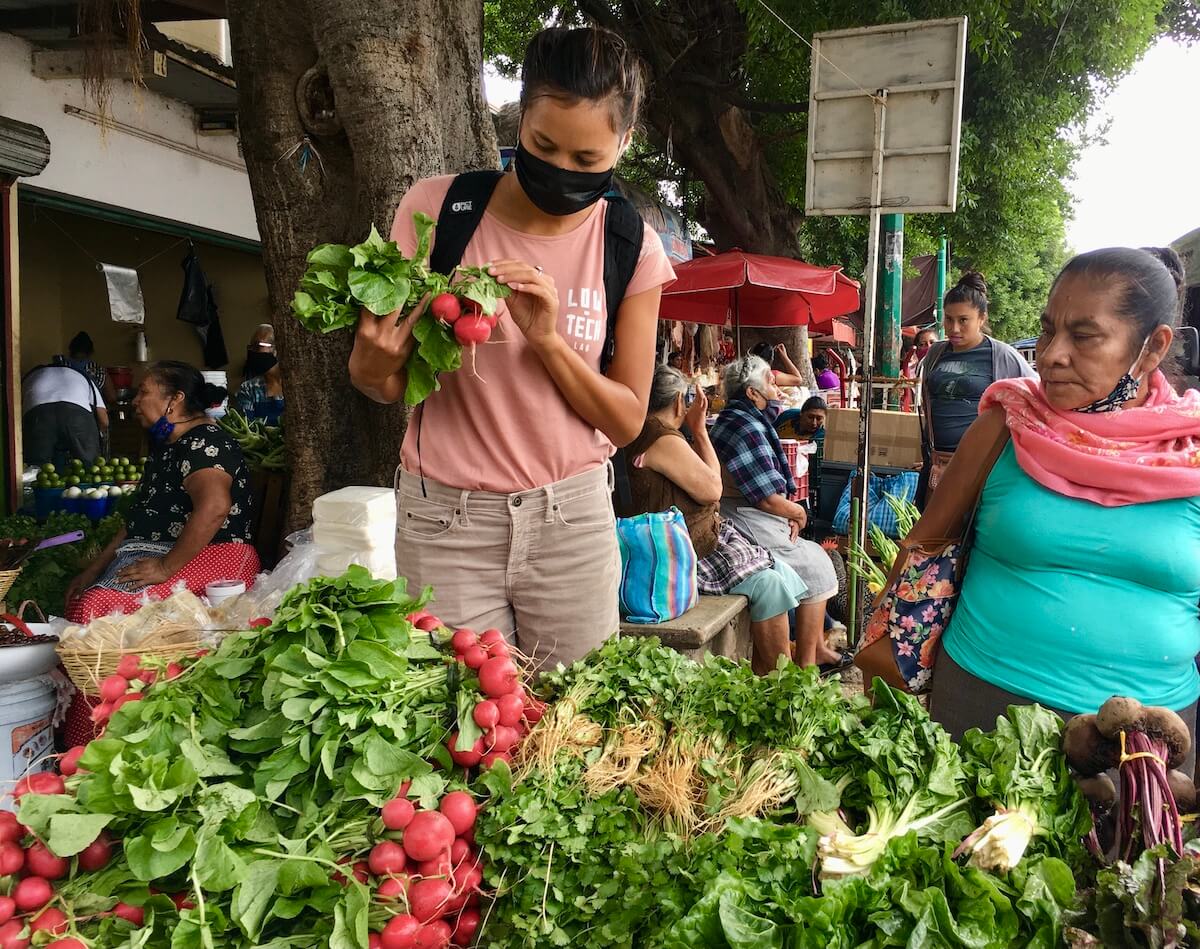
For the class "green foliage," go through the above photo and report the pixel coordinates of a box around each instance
[0,511,124,616]
[484,0,1193,338]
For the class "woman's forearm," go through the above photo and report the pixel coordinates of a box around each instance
[530,335,646,447]
[692,429,722,476]
[161,504,227,576]
[90,528,125,576]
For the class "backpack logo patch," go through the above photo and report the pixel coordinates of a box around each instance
[451,201,474,213]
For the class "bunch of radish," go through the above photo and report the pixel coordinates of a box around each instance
[445,627,544,772]
[0,784,117,948]
[88,654,160,731]
[367,783,483,949]
[429,294,497,349]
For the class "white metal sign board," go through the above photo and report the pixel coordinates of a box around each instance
[805,17,967,216]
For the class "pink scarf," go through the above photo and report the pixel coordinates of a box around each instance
[980,372,1200,507]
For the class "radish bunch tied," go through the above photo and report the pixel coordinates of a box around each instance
[292,216,511,405]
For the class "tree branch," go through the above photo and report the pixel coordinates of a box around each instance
[677,73,809,114]
[574,0,621,31]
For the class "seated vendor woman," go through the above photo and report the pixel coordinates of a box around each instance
[66,362,259,622]
[616,366,810,674]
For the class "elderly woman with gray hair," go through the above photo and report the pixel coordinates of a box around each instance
[616,365,810,673]
[711,356,844,669]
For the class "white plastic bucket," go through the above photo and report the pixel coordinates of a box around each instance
[206,579,246,606]
[0,679,56,811]
[202,370,229,419]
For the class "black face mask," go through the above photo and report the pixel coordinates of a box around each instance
[514,142,614,216]
[244,352,277,379]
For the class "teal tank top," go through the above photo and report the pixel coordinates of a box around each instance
[943,443,1200,713]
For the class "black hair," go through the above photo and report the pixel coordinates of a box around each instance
[520,27,646,134]
[68,332,94,357]
[944,271,989,315]
[915,327,939,345]
[147,360,225,416]
[1055,247,1185,359]
[802,396,828,413]
[812,354,828,372]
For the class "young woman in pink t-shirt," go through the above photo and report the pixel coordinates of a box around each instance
[349,28,675,668]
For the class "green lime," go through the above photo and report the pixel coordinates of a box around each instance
[95,456,106,467]
[68,476,80,486]
[119,457,130,467]
[42,463,55,474]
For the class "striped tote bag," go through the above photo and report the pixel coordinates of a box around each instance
[616,507,699,624]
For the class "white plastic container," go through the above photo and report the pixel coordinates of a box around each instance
[206,579,246,606]
[202,370,229,419]
[0,679,56,810]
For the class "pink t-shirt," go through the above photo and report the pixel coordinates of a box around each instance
[392,175,676,493]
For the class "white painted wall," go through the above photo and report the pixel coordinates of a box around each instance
[0,31,258,241]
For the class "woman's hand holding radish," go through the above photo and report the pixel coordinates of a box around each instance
[487,260,560,351]
[349,295,430,404]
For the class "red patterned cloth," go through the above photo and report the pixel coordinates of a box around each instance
[61,690,102,750]
[66,542,260,624]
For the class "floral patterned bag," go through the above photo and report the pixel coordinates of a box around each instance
[854,424,1010,694]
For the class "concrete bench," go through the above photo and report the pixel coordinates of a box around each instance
[619,594,752,662]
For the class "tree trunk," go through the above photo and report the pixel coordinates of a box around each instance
[227,0,496,529]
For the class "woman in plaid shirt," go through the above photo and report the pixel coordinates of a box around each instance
[711,357,843,669]
[616,366,809,673]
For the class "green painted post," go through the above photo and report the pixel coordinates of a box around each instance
[935,235,948,331]
[877,214,904,407]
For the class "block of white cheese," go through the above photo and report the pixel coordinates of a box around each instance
[313,519,395,551]
[317,547,396,580]
[312,486,395,530]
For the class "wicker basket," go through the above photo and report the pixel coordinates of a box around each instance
[0,569,21,605]
[57,621,205,695]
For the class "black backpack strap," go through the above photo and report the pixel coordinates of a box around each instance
[600,195,643,375]
[430,171,505,275]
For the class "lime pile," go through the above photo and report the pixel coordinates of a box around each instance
[35,456,146,491]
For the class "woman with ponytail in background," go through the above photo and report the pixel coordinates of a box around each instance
[917,272,1035,506]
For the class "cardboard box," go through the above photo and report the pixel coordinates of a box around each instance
[823,408,922,468]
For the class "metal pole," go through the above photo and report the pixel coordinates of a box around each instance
[847,496,860,648]
[878,213,904,408]
[854,89,887,565]
[935,235,948,332]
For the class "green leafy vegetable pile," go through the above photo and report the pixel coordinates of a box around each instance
[217,410,287,472]
[474,637,1090,949]
[291,216,510,405]
[0,511,124,616]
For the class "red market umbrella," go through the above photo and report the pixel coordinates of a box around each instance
[659,249,860,332]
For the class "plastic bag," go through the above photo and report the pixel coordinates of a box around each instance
[210,530,326,627]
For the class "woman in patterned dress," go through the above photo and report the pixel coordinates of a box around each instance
[65,362,259,622]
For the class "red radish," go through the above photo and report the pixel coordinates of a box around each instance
[430,294,462,324]
[439,792,477,836]
[30,907,67,934]
[25,842,67,880]
[452,860,483,895]
[472,701,499,730]
[13,875,52,911]
[459,824,476,847]
[113,902,145,925]
[59,746,86,777]
[78,832,113,871]
[447,735,483,769]
[172,892,196,911]
[450,839,470,864]
[382,797,416,831]
[450,629,477,654]
[408,878,452,923]
[0,897,12,925]
[47,941,85,949]
[402,811,455,862]
[414,921,451,949]
[478,657,519,698]
[496,693,525,728]
[353,861,370,884]
[113,692,144,712]
[0,923,26,949]
[28,773,65,795]
[376,875,410,901]
[99,675,128,703]
[524,697,546,724]
[369,936,383,949]
[479,629,504,647]
[116,655,142,679]
[415,615,442,633]
[250,617,272,629]
[453,908,481,946]
[137,668,158,685]
[406,611,430,624]
[90,702,113,725]
[194,649,211,658]
[489,725,521,755]
[167,662,185,680]
[0,813,20,845]
[487,639,512,660]
[454,318,491,347]
[380,913,421,949]
[462,646,488,671]
[417,853,452,878]
[481,751,512,770]
[0,842,22,875]
[368,841,407,877]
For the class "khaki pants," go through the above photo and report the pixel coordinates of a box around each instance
[395,464,620,670]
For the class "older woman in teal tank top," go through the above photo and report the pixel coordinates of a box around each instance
[913,247,1200,769]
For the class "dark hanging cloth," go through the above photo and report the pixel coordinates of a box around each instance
[176,246,228,369]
